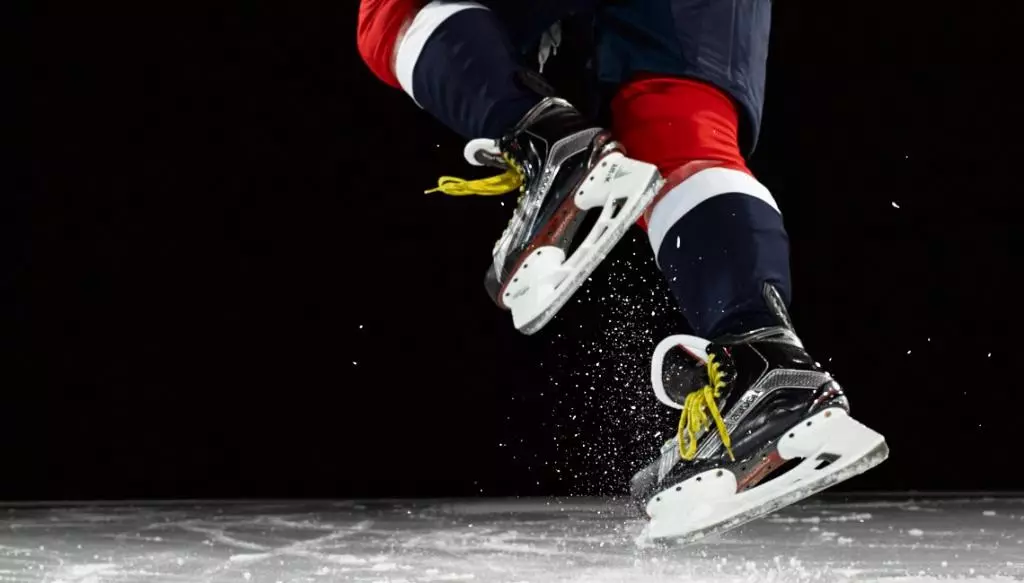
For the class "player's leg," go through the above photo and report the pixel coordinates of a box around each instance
[358,0,663,334]
[595,0,888,543]
[357,0,542,139]
[599,0,782,340]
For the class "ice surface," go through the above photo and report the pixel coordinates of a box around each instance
[0,495,1021,582]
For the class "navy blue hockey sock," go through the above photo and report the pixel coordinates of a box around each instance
[647,167,791,339]
[394,2,542,139]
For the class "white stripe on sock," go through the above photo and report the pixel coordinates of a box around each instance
[647,167,780,257]
[394,1,488,108]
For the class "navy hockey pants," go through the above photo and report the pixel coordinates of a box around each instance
[478,0,772,155]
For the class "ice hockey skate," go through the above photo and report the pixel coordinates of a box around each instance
[630,285,889,546]
[427,97,662,334]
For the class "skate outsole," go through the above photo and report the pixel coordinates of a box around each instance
[515,159,663,335]
[638,408,889,547]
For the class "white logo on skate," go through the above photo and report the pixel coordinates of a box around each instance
[604,164,631,183]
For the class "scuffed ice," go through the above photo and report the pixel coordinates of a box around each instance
[1,496,1021,582]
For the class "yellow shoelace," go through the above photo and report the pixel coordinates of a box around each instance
[678,353,736,462]
[424,154,525,196]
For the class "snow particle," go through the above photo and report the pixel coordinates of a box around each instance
[892,201,901,209]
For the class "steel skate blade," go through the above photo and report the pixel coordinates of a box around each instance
[638,408,889,547]
[503,154,663,335]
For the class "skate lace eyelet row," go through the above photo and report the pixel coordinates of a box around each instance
[678,353,736,462]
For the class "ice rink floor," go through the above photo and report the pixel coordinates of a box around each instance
[1,495,1021,582]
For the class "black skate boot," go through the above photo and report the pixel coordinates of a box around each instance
[427,97,662,335]
[631,284,889,545]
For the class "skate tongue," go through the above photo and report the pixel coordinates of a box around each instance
[462,138,504,168]
[651,335,736,461]
[659,344,710,406]
[651,334,714,409]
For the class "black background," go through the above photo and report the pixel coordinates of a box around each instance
[20,2,1022,500]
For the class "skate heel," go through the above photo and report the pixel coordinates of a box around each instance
[504,154,662,334]
[643,407,889,544]
[777,407,887,466]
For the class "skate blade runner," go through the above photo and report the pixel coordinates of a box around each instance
[357,0,888,544]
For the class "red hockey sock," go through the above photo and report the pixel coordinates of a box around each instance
[610,75,751,231]
[357,0,422,88]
